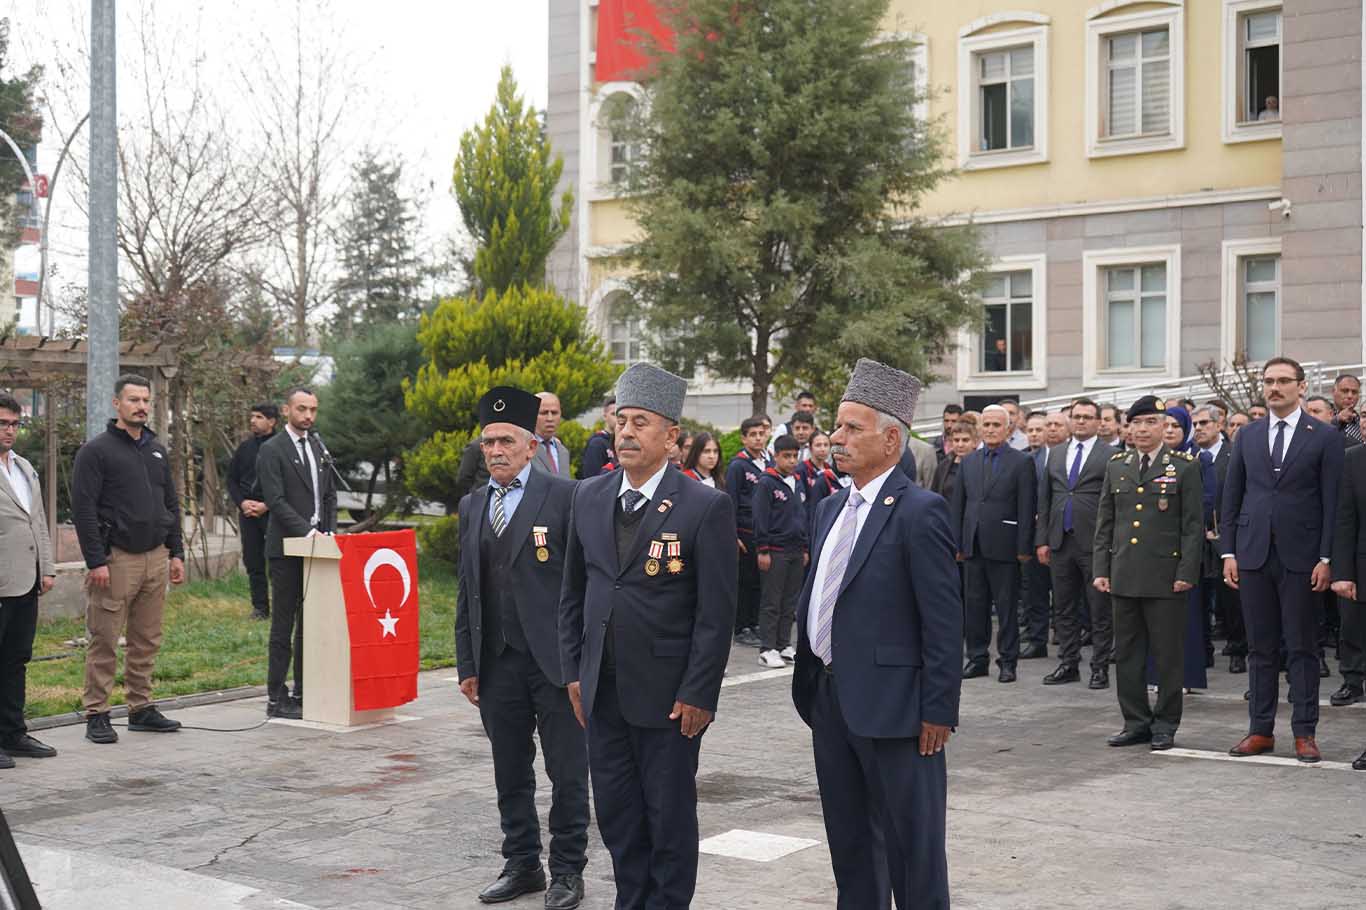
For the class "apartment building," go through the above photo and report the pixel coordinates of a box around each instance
[547,0,1364,426]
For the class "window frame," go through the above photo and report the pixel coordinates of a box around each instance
[587,81,647,201]
[957,25,1050,171]
[1220,237,1283,363]
[956,254,1049,391]
[1082,244,1183,386]
[1085,5,1185,159]
[1221,0,1282,144]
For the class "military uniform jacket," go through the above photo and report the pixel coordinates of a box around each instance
[1093,444,1204,598]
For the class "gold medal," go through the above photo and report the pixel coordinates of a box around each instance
[667,557,684,574]
[645,558,661,576]
[536,546,549,562]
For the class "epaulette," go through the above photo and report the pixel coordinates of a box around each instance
[1181,451,1194,460]
[1111,451,1126,460]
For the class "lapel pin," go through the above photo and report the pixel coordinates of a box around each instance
[657,499,672,513]
[883,496,894,506]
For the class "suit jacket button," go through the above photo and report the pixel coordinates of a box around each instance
[1130,537,1139,544]
[1136,504,1144,511]
[1132,521,1140,528]
[614,582,622,590]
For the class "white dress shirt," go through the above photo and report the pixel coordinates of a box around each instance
[1267,407,1302,460]
[0,452,31,514]
[1200,438,1224,462]
[805,463,897,645]
[1066,435,1100,477]
[698,474,716,488]
[618,460,671,511]
[285,424,321,526]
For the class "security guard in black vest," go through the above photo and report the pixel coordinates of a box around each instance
[455,387,588,909]
[1093,395,1203,752]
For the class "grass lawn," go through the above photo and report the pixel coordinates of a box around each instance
[24,556,459,719]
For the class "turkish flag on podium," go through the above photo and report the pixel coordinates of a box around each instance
[336,530,421,710]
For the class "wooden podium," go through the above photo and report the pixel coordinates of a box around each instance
[283,534,396,727]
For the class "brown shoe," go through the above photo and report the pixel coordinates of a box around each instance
[1294,736,1321,764]
[1228,734,1275,757]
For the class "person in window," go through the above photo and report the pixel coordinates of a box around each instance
[984,338,1008,372]
[1258,95,1280,121]
[681,432,725,490]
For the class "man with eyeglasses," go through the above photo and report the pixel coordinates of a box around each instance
[0,395,58,767]
[1222,358,1344,764]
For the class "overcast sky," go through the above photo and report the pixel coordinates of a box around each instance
[2,0,549,299]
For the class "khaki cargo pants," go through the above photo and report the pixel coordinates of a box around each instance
[83,546,170,716]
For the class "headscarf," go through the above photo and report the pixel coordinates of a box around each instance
[1164,406,1195,454]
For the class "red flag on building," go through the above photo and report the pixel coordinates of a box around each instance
[596,0,674,83]
[336,530,421,710]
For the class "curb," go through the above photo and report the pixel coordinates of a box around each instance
[27,685,270,731]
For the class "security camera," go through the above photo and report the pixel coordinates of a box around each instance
[1267,198,1292,218]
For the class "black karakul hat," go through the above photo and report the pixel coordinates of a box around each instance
[477,387,540,433]
[1127,395,1167,421]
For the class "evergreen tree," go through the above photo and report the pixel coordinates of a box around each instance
[0,19,43,247]
[406,67,617,547]
[619,0,986,413]
[330,151,423,336]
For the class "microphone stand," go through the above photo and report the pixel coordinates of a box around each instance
[309,429,353,493]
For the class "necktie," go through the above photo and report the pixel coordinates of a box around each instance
[297,437,314,491]
[1139,453,1150,477]
[1199,449,1213,468]
[987,447,998,476]
[622,489,644,514]
[1271,420,1287,472]
[544,438,558,472]
[491,479,521,537]
[1064,442,1084,532]
[1345,419,1363,443]
[811,490,864,666]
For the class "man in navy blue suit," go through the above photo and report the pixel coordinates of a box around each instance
[949,404,1036,682]
[1221,356,1344,764]
[792,359,962,910]
[559,363,737,909]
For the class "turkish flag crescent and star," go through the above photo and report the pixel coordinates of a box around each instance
[336,530,420,710]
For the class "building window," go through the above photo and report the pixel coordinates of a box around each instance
[1103,264,1167,370]
[589,82,646,199]
[1222,1,1282,143]
[956,253,1048,391]
[1082,245,1182,385]
[1220,238,1282,362]
[1086,6,1184,158]
[980,271,1033,373]
[957,21,1050,171]
[608,97,637,185]
[607,302,641,366]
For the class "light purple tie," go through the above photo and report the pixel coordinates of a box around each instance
[811,490,864,666]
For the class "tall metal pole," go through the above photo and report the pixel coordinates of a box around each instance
[87,1,118,440]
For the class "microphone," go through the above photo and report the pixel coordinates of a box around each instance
[308,428,335,465]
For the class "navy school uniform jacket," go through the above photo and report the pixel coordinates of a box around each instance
[726,452,768,534]
[796,458,841,526]
[752,467,809,553]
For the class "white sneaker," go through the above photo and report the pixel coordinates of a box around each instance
[758,650,786,669]
[779,646,797,662]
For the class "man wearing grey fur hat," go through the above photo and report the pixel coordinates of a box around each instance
[792,359,963,910]
[559,362,738,909]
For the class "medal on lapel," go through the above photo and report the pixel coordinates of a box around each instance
[666,539,684,574]
[1158,496,1169,512]
[645,539,664,577]
[533,526,549,562]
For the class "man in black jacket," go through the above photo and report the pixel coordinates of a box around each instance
[256,388,337,719]
[456,387,589,908]
[560,363,737,910]
[226,403,277,620]
[578,396,617,479]
[72,374,186,744]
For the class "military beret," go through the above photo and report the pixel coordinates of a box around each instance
[477,386,540,433]
[1127,395,1167,421]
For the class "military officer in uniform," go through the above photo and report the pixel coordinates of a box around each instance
[1093,396,1204,751]
[559,363,737,910]
[456,387,589,909]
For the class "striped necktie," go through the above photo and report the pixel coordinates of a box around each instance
[491,479,521,537]
[811,490,864,666]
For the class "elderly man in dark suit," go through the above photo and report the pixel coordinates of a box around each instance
[792,359,961,910]
[949,404,1036,682]
[559,363,736,910]
[1331,445,1366,770]
[256,387,337,720]
[456,387,588,909]
[1222,357,1344,764]
[1037,398,1115,689]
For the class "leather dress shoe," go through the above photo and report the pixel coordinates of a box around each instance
[2,734,57,758]
[479,868,547,904]
[545,873,584,909]
[1107,728,1151,747]
[997,665,1017,683]
[1042,664,1080,686]
[1353,749,1366,771]
[1228,734,1274,757]
[1294,736,1321,764]
[1330,683,1363,707]
[962,662,988,680]
[1019,642,1048,660]
[1088,666,1110,690]
[1150,732,1175,751]
[1229,655,1247,674]
[267,697,302,720]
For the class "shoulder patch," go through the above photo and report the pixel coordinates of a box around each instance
[1182,451,1194,461]
[1111,451,1125,460]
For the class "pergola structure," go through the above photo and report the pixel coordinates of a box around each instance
[0,336,178,550]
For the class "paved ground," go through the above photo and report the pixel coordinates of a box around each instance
[2,642,1364,909]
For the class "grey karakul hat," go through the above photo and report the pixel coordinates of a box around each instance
[615,363,688,423]
[841,358,922,427]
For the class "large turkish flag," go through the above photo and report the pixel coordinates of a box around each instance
[336,530,421,710]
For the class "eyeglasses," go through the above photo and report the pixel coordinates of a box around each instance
[1262,376,1300,387]
[0,419,20,430]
